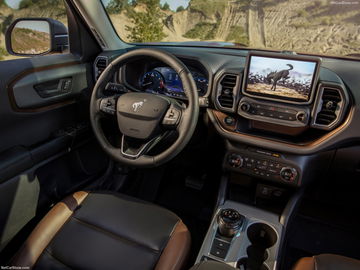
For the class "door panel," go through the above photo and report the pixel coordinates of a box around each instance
[0,54,88,154]
[10,63,87,110]
[0,53,107,256]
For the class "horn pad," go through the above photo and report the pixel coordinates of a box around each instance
[117,92,170,140]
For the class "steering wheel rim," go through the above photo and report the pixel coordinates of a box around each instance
[90,48,199,167]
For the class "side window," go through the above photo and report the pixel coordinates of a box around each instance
[0,0,68,61]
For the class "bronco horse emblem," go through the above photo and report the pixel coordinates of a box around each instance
[132,99,146,112]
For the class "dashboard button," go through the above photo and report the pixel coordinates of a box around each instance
[228,154,243,168]
[210,246,228,259]
[256,164,267,170]
[224,116,235,126]
[245,163,254,169]
[275,163,282,169]
[280,167,298,182]
[213,239,230,250]
[250,108,257,114]
[240,102,251,112]
[266,111,276,118]
[258,110,266,116]
[287,114,296,121]
[296,112,307,122]
[268,168,279,174]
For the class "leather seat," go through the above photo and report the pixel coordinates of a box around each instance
[293,254,360,270]
[11,191,191,270]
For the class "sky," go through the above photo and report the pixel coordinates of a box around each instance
[15,20,50,32]
[160,0,189,10]
[249,56,317,82]
[5,0,21,8]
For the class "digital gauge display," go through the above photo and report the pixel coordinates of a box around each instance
[140,67,208,98]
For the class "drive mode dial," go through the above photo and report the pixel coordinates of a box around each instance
[239,102,251,112]
[280,167,298,182]
[228,154,243,168]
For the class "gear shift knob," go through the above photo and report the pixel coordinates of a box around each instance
[217,209,243,238]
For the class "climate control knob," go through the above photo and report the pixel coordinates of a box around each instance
[228,154,243,168]
[239,102,251,112]
[280,167,298,182]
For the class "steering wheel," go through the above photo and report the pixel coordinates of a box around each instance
[90,48,199,167]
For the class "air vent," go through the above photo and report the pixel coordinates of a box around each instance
[217,74,238,110]
[94,56,108,80]
[312,84,348,130]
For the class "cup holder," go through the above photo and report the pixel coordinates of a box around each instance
[237,223,277,270]
[237,258,269,270]
[247,223,278,248]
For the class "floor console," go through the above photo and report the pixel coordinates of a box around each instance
[196,201,283,270]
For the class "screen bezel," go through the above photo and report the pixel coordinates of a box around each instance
[242,52,321,105]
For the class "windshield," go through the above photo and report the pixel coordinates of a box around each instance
[102,0,360,58]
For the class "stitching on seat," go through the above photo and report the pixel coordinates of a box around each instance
[43,249,73,269]
[71,216,160,254]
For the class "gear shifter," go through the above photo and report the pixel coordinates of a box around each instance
[217,209,244,238]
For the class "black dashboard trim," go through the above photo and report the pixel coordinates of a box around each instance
[208,107,355,155]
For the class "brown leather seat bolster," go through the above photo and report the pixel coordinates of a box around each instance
[293,257,315,270]
[293,254,360,270]
[11,191,89,268]
[155,220,191,270]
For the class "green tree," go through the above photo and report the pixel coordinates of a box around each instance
[1,14,14,35]
[106,0,128,14]
[161,2,170,10]
[176,5,185,12]
[125,0,167,42]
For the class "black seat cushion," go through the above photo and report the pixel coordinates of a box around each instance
[12,191,190,270]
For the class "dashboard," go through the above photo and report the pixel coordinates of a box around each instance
[94,46,360,188]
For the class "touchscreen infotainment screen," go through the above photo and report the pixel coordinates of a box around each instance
[244,55,318,103]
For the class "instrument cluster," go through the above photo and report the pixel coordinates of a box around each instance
[139,66,208,98]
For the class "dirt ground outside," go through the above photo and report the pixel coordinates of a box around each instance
[247,83,309,101]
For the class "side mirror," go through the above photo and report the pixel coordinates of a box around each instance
[5,18,69,56]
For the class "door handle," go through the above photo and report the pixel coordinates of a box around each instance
[35,78,72,98]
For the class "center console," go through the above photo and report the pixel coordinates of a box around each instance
[224,146,300,186]
[195,201,282,270]
[196,51,352,270]
[209,51,350,189]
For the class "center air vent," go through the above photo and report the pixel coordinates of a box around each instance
[94,56,108,80]
[217,74,238,110]
[312,84,348,130]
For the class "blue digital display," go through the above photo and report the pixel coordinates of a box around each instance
[141,67,208,98]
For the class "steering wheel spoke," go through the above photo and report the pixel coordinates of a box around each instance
[121,133,166,159]
[162,103,182,128]
[99,96,117,115]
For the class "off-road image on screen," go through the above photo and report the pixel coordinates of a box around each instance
[246,56,317,101]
